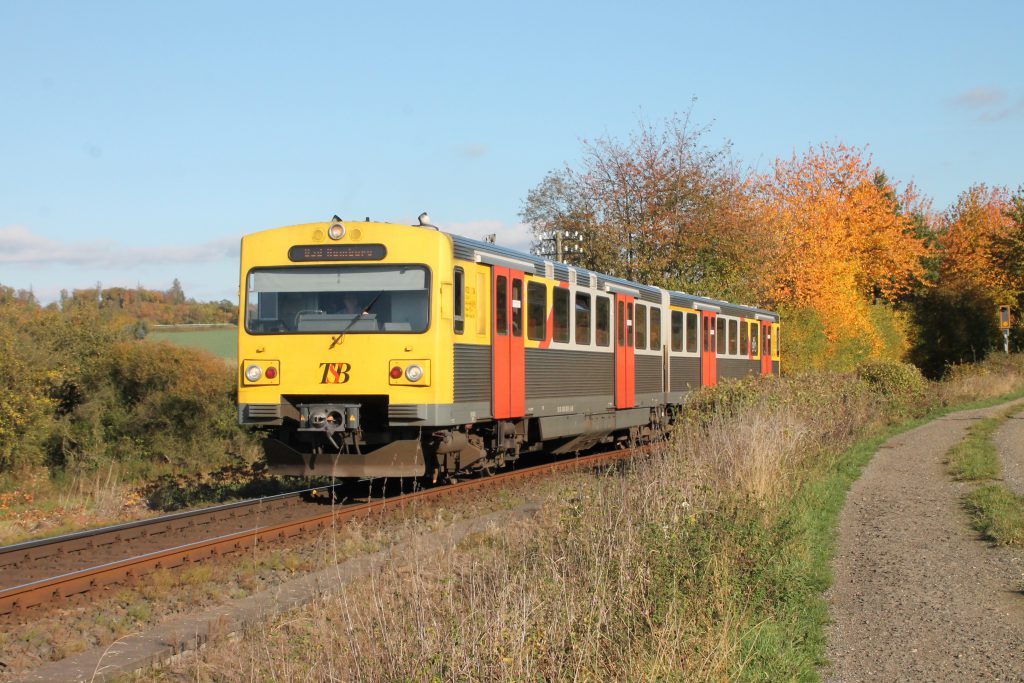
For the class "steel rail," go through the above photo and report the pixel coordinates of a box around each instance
[0,447,637,616]
[0,489,311,573]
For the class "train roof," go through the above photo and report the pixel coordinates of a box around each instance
[447,231,779,322]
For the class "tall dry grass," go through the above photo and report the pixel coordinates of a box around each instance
[155,356,1024,682]
[166,373,884,682]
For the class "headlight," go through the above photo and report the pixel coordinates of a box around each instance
[405,364,424,382]
[328,222,346,240]
[245,364,263,382]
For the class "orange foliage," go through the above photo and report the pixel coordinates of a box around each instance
[939,184,1017,299]
[754,144,929,354]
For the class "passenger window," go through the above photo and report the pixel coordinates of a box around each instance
[596,296,610,346]
[717,317,727,354]
[454,267,465,335]
[686,312,698,353]
[575,293,591,345]
[495,276,508,336]
[703,317,709,352]
[511,278,523,337]
[616,300,624,346]
[649,307,661,350]
[750,323,759,355]
[626,302,634,348]
[671,311,683,352]
[635,304,647,350]
[527,281,546,341]
[740,320,748,355]
[728,319,738,355]
[553,287,570,343]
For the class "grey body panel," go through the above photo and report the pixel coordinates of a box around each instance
[635,354,662,394]
[670,356,701,392]
[717,358,761,380]
[525,348,613,399]
[453,343,491,403]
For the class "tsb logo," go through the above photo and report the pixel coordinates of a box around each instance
[319,362,351,384]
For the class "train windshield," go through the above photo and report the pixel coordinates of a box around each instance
[245,265,430,334]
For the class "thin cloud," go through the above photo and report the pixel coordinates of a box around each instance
[949,86,1007,108]
[456,143,488,159]
[446,219,533,252]
[0,225,239,267]
[948,86,1024,122]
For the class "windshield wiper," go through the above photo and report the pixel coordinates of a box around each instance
[329,291,384,350]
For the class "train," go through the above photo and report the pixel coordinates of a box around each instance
[236,215,780,480]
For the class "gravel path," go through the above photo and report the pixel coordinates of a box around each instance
[825,400,1024,682]
[994,408,1024,497]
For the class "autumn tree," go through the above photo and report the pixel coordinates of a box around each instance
[521,111,760,302]
[753,144,930,369]
[910,184,1024,374]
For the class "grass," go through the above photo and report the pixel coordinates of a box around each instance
[964,485,1024,546]
[146,325,237,362]
[137,357,1024,682]
[946,412,1010,481]
[946,402,1024,548]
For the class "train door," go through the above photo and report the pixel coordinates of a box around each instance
[701,311,717,386]
[760,321,773,376]
[492,267,525,418]
[614,294,635,409]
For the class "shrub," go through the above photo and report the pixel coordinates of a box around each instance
[855,359,927,413]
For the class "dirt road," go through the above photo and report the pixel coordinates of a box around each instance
[825,401,1024,682]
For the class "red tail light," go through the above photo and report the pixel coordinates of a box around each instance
[390,366,403,379]
[265,366,278,379]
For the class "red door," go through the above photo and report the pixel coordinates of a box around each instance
[492,267,525,419]
[701,312,717,386]
[614,294,635,408]
[760,321,773,376]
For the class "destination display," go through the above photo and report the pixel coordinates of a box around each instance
[288,244,387,262]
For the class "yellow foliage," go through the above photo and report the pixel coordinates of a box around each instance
[754,144,930,363]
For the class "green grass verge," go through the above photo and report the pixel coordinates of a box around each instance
[946,413,1008,481]
[738,390,1024,680]
[964,484,1024,546]
[146,327,237,362]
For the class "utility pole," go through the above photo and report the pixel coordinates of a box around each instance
[999,305,1011,354]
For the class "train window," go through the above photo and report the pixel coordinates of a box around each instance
[495,276,508,336]
[740,320,748,355]
[649,307,661,349]
[774,325,780,358]
[750,322,759,355]
[512,278,523,337]
[245,265,430,335]
[553,287,570,343]
[728,319,738,355]
[596,296,611,346]
[703,317,709,352]
[635,304,647,350]
[686,312,698,353]
[764,325,771,357]
[717,317,727,355]
[454,267,465,335]
[671,311,683,352]
[616,300,624,346]
[575,293,591,345]
[527,281,546,341]
[627,302,634,347]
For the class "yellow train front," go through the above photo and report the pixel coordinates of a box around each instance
[237,218,466,478]
[237,216,781,480]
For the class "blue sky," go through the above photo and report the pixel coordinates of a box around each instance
[2,0,1022,303]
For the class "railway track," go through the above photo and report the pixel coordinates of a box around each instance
[0,447,640,617]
